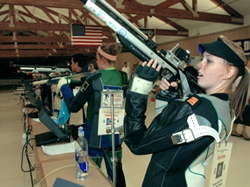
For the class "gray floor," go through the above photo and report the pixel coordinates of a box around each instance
[0,86,249,187]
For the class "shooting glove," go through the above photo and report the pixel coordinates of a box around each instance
[129,63,160,95]
[136,64,160,81]
[57,77,71,90]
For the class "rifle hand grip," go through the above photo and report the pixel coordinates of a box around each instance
[159,71,178,99]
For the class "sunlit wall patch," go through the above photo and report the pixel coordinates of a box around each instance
[118,28,128,38]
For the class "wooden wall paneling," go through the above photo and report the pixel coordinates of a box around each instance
[158,25,250,57]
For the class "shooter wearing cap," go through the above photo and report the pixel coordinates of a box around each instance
[123,35,250,187]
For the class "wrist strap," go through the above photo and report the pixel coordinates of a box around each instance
[130,76,153,95]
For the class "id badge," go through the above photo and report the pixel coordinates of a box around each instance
[100,90,123,108]
[208,142,233,187]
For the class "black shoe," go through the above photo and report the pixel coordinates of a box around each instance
[25,104,37,108]
[27,111,39,118]
[242,134,250,141]
[231,131,242,137]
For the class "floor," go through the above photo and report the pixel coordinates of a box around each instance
[0,86,250,187]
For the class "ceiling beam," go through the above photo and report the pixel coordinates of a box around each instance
[15,9,48,23]
[0,48,97,58]
[181,0,199,17]
[40,7,58,23]
[0,22,112,35]
[0,36,70,42]
[211,0,243,18]
[155,29,188,37]
[0,10,8,16]
[0,22,71,31]
[8,4,16,27]
[129,14,146,24]
[0,0,83,9]
[0,0,245,60]
[1,0,243,25]
[153,0,182,13]
[154,16,188,32]
[115,7,243,24]
[0,34,115,43]
[122,13,141,27]
[0,44,75,50]
[0,21,182,37]
[192,0,197,12]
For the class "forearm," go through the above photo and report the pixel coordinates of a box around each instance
[61,84,88,112]
[124,91,148,153]
[59,72,100,112]
[124,59,167,154]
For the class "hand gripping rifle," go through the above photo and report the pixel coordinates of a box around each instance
[80,0,200,98]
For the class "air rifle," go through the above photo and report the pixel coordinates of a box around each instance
[20,71,90,86]
[9,62,72,74]
[80,0,199,98]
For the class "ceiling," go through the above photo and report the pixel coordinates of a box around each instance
[0,0,250,61]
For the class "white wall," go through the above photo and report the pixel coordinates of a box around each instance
[189,15,250,38]
[156,15,250,45]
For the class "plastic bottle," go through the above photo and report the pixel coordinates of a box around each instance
[53,109,59,118]
[75,126,88,180]
[52,109,59,125]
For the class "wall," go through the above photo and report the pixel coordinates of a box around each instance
[159,25,250,57]
[189,15,250,39]
[115,52,141,79]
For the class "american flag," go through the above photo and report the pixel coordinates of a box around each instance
[71,24,102,47]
